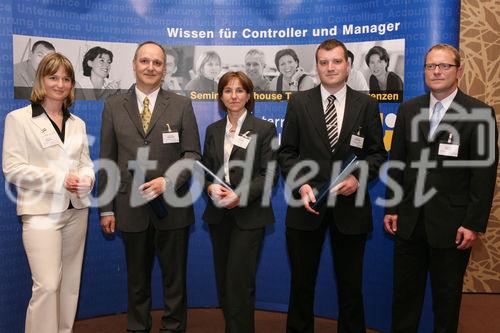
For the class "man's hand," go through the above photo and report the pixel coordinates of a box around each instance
[299,184,319,215]
[100,215,116,234]
[330,174,359,196]
[455,226,478,250]
[138,177,166,201]
[384,214,398,235]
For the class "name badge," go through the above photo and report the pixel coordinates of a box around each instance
[231,134,250,149]
[350,134,364,149]
[162,131,179,144]
[41,133,59,148]
[438,143,459,157]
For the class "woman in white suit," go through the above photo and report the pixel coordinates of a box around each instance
[2,53,94,333]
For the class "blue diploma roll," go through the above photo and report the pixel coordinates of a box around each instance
[193,160,233,190]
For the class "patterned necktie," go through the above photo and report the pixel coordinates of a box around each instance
[429,101,444,138]
[325,95,338,150]
[141,96,152,133]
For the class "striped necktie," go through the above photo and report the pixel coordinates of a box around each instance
[141,96,152,133]
[325,94,338,150]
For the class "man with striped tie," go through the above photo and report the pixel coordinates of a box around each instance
[278,39,386,333]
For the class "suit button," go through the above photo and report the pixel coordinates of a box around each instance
[144,141,149,145]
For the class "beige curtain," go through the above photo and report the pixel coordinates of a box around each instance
[460,0,500,292]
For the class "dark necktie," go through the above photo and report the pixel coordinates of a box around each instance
[325,94,338,150]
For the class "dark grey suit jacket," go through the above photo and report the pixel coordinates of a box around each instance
[202,114,277,230]
[98,87,201,232]
[278,85,387,234]
[386,90,498,248]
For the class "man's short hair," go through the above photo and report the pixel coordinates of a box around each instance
[31,40,55,53]
[245,49,266,66]
[425,43,461,67]
[315,39,348,63]
[133,41,166,63]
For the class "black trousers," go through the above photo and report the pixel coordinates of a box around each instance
[208,213,265,333]
[391,218,471,333]
[286,210,367,333]
[122,223,189,333]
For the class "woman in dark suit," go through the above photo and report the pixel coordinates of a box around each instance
[202,71,277,333]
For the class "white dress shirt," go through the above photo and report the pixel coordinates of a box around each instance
[224,110,247,184]
[429,88,458,121]
[135,86,160,115]
[320,83,347,137]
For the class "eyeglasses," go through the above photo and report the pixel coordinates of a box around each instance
[424,63,458,71]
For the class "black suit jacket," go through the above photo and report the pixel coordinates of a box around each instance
[386,90,498,248]
[98,87,201,232]
[278,85,387,234]
[202,114,277,230]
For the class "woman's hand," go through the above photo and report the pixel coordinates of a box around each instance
[76,176,93,198]
[208,184,240,209]
[289,67,306,90]
[219,190,240,209]
[65,173,93,197]
[64,173,80,193]
[103,79,120,89]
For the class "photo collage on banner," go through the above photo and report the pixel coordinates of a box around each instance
[13,34,404,103]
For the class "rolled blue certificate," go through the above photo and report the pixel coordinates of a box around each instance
[194,160,233,190]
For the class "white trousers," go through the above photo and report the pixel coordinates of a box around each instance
[22,208,88,333]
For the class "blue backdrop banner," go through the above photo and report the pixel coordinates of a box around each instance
[0,1,460,332]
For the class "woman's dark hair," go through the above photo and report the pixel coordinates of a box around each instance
[217,71,255,113]
[82,46,113,77]
[274,48,299,70]
[365,46,390,70]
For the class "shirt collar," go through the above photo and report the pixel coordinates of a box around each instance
[320,84,347,104]
[225,110,248,135]
[31,103,71,120]
[430,88,458,112]
[135,86,160,105]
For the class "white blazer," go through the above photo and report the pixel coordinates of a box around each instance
[2,104,94,215]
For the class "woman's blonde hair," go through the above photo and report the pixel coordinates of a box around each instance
[30,52,76,110]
